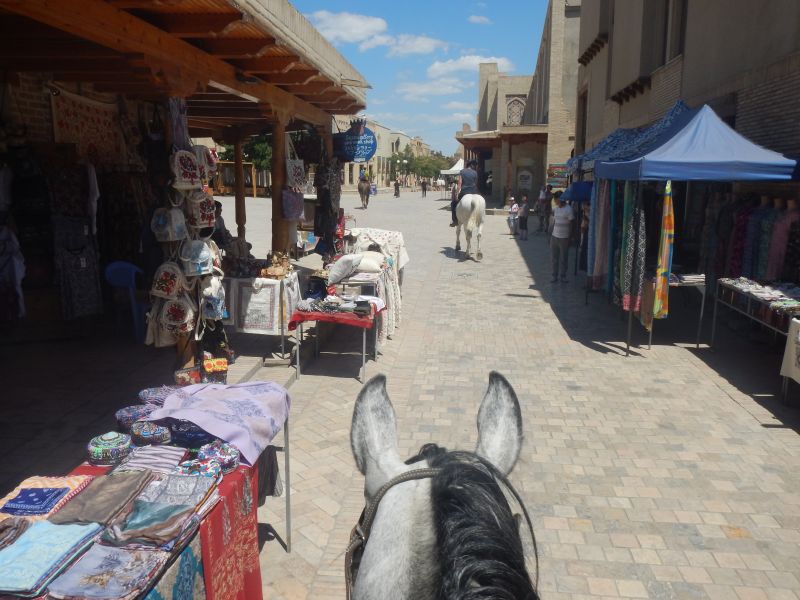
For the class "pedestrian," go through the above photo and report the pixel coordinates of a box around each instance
[537,184,553,233]
[518,194,530,240]
[506,195,519,236]
[451,159,479,226]
[421,179,428,197]
[394,179,400,198]
[550,191,574,283]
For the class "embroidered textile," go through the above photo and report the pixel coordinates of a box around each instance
[144,534,205,600]
[0,488,68,517]
[756,210,778,280]
[0,475,92,523]
[48,545,169,600]
[591,180,610,290]
[200,468,261,600]
[768,210,800,280]
[138,474,215,508]
[0,519,30,550]
[146,382,291,465]
[653,181,675,319]
[620,183,646,312]
[114,446,187,475]
[49,471,154,526]
[0,521,101,595]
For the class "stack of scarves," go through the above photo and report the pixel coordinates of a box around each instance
[0,476,93,522]
[0,521,101,596]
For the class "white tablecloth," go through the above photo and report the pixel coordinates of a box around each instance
[223,272,300,335]
[780,318,800,383]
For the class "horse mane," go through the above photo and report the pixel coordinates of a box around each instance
[406,444,539,600]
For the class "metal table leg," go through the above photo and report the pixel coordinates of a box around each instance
[315,322,320,356]
[710,283,719,348]
[296,322,302,378]
[648,320,653,350]
[374,321,378,361]
[626,308,633,357]
[361,327,366,382]
[283,417,291,552]
[696,285,707,349]
[280,280,285,359]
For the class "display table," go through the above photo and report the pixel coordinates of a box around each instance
[780,318,800,402]
[711,279,791,347]
[288,308,380,382]
[224,272,301,357]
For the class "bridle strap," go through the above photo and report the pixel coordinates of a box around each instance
[345,467,442,600]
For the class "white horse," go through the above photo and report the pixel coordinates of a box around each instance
[454,193,485,260]
[349,372,538,600]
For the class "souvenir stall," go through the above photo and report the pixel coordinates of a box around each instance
[584,104,796,357]
[0,380,291,599]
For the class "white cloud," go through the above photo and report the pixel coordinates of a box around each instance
[358,34,393,51]
[387,34,448,56]
[307,11,387,44]
[468,15,492,25]
[427,54,515,78]
[395,77,468,101]
[443,100,476,111]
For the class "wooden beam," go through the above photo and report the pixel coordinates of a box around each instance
[109,0,189,7]
[187,106,272,119]
[0,56,144,72]
[282,81,336,95]
[0,39,124,59]
[232,56,300,74]
[260,71,319,86]
[0,0,335,125]
[52,71,153,82]
[143,12,244,38]
[192,38,276,59]
[271,118,288,252]
[298,91,345,103]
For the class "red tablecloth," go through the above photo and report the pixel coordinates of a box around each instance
[288,308,376,330]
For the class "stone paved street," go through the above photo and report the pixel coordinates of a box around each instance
[255,189,800,600]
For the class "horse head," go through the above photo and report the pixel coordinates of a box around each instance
[349,372,539,600]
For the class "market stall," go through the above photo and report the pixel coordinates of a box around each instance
[0,380,291,599]
[582,103,796,356]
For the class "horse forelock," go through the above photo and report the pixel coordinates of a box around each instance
[406,445,539,600]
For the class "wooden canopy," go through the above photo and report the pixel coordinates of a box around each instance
[0,0,368,137]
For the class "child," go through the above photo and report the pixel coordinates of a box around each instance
[506,196,519,236]
[517,195,530,240]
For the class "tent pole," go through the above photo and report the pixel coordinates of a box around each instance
[607,180,617,303]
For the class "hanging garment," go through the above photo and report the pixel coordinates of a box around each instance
[168,97,193,153]
[653,181,675,319]
[591,180,610,290]
[586,180,598,279]
[727,204,754,277]
[742,206,771,278]
[621,183,646,312]
[55,243,103,319]
[0,227,25,321]
[783,220,800,281]
[767,209,800,281]
[756,209,779,280]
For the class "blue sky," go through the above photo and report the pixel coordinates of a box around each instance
[295,1,548,156]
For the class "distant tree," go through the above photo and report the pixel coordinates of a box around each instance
[219,135,272,171]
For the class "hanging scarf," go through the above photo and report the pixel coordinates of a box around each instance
[653,181,675,319]
[621,182,646,312]
[591,180,610,290]
[587,180,598,278]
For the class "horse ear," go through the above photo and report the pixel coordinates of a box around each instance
[476,371,523,476]
[351,374,399,477]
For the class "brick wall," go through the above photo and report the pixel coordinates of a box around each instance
[736,69,800,156]
[4,73,53,144]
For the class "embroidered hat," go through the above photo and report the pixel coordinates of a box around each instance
[167,419,217,450]
[115,405,156,433]
[138,386,180,406]
[130,421,172,446]
[198,440,240,474]
[87,432,132,466]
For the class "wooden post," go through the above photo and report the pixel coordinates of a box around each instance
[271,118,288,252]
[251,163,257,199]
[234,137,246,239]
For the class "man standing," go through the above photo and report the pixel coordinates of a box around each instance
[421,179,427,197]
[537,185,553,232]
[550,191,574,283]
[451,159,479,226]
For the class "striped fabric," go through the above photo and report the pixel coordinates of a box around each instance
[654,181,675,319]
[114,446,187,475]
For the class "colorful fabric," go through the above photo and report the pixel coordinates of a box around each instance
[756,209,778,280]
[0,488,68,516]
[198,441,240,474]
[87,432,132,466]
[621,182,646,312]
[130,422,172,446]
[139,386,181,407]
[104,500,197,548]
[767,209,800,280]
[144,533,206,600]
[146,382,291,465]
[591,180,610,290]
[177,460,222,478]
[0,518,30,550]
[654,181,675,319]
[200,467,261,600]
[48,544,169,600]
[0,521,101,595]
[726,204,754,277]
[138,474,216,508]
[0,476,93,523]
[49,471,154,526]
[116,405,157,432]
[114,446,187,475]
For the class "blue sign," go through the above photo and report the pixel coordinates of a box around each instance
[333,126,378,163]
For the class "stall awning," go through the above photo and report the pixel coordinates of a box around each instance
[441,158,464,176]
[595,105,797,181]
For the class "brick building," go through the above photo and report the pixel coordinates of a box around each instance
[456,0,581,205]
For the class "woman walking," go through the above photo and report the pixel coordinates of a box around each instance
[550,192,574,283]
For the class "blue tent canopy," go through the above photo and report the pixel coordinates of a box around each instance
[562,181,593,202]
[595,105,796,181]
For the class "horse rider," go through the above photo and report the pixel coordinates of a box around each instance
[451,159,479,226]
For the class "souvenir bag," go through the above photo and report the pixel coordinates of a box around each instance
[150,261,187,299]
[186,190,216,229]
[151,193,187,242]
[159,292,197,336]
[145,298,178,347]
[200,274,227,321]
[207,238,223,271]
[193,145,218,179]
[174,364,203,386]
[202,357,228,384]
[199,320,235,364]
[282,188,305,220]
[285,134,306,188]
[170,150,202,190]
[179,240,214,277]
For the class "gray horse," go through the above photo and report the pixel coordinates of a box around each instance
[349,372,538,600]
[358,179,371,209]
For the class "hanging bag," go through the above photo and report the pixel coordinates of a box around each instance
[150,260,187,299]
[179,239,215,277]
[159,292,197,336]
[200,274,227,321]
[145,298,178,347]
[285,134,306,188]
[186,190,216,229]
[150,203,187,243]
[170,150,202,190]
[282,188,305,220]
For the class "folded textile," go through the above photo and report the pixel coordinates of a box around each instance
[357,294,386,313]
[138,473,216,507]
[0,488,68,517]
[0,476,93,523]
[143,533,205,600]
[0,518,30,550]
[138,386,180,407]
[0,521,101,595]
[49,471,154,526]
[48,544,169,600]
[146,382,291,464]
[113,445,187,475]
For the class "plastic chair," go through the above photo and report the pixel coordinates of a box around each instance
[104,261,150,343]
